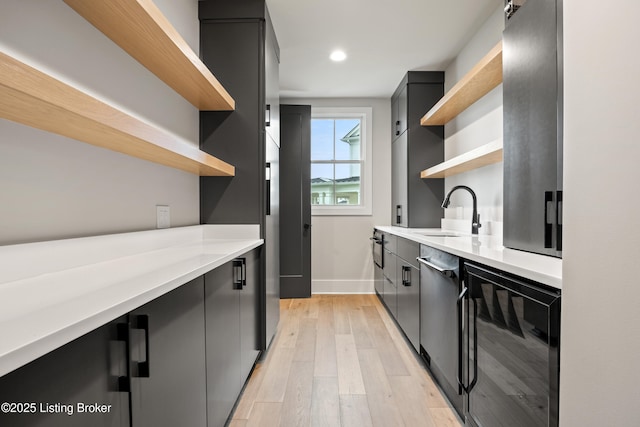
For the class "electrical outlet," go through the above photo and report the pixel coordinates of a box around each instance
[156,205,170,229]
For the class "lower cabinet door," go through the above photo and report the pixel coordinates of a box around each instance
[129,276,207,427]
[0,317,130,427]
[396,261,420,351]
[205,261,241,427]
[240,249,260,382]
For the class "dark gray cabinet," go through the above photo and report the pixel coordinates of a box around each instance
[129,277,207,427]
[0,318,130,427]
[503,0,563,258]
[199,0,280,349]
[391,72,445,228]
[0,251,261,427]
[395,238,420,351]
[391,84,407,140]
[382,234,397,318]
[205,249,260,427]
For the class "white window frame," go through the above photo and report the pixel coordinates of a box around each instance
[311,107,373,216]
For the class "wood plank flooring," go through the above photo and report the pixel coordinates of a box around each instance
[231,294,462,427]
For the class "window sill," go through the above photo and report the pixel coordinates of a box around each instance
[312,206,372,216]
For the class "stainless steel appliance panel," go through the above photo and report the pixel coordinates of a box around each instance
[418,245,463,415]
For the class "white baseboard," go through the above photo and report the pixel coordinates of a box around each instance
[311,280,375,295]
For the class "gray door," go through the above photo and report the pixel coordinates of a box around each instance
[279,104,311,298]
[130,277,207,427]
[205,262,241,427]
[240,249,261,381]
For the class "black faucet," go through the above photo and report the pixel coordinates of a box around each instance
[441,185,482,235]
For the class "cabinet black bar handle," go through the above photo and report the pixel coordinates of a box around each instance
[469,298,479,392]
[131,315,150,378]
[556,190,563,251]
[396,205,402,224]
[265,163,271,216]
[266,104,271,127]
[456,287,468,394]
[402,265,411,286]
[233,258,246,289]
[116,322,131,392]
[544,191,554,248]
[395,120,400,136]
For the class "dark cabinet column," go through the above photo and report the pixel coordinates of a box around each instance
[390,72,445,228]
[200,0,280,351]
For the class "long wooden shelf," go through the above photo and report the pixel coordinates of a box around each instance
[421,41,502,126]
[63,0,235,111]
[0,51,235,176]
[420,139,503,179]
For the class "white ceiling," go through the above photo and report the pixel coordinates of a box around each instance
[266,0,501,99]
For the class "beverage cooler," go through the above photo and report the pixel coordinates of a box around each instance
[462,263,561,427]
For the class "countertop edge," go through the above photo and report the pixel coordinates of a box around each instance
[375,226,562,290]
[0,226,263,378]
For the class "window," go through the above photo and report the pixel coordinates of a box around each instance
[311,107,372,216]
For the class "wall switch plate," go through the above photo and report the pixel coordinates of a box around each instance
[156,205,170,229]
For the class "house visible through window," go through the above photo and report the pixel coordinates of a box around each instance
[311,118,362,206]
[310,107,372,216]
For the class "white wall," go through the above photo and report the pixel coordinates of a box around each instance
[0,0,200,245]
[560,1,640,425]
[281,98,391,294]
[441,4,504,236]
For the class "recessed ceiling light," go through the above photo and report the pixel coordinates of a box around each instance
[330,50,347,62]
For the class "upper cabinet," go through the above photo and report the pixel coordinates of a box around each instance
[502,0,563,258]
[63,0,235,111]
[391,72,444,228]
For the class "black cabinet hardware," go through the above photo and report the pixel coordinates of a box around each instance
[233,258,246,289]
[265,104,271,127]
[131,314,150,378]
[456,287,467,394]
[402,265,411,286]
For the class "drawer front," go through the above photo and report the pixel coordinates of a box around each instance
[396,237,419,268]
[383,233,397,254]
[383,250,396,283]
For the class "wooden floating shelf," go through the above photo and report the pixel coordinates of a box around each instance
[421,41,502,126]
[0,51,235,177]
[64,0,235,111]
[420,139,503,179]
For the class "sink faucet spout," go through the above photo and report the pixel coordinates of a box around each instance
[441,185,482,235]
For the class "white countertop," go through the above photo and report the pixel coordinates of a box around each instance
[0,225,263,378]
[376,226,562,290]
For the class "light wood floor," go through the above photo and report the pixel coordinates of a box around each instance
[229,295,463,427]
